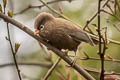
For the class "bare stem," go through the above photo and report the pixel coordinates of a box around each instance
[3,1,22,79]
[69,54,120,63]
[98,0,105,79]
[6,23,22,80]
[0,62,52,68]
[83,0,110,30]
[43,58,61,80]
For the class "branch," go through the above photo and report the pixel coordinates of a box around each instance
[69,54,120,63]
[1,61,120,76]
[106,19,120,32]
[43,58,61,80]
[0,62,52,68]
[6,23,22,80]
[3,1,22,79]
[98,0,105,79]
[14,0,75,15]
[84,67,120,75]
[0,12,95,80]
[83,0,111,30]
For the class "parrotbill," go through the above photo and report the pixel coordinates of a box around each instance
[34,12,95,53]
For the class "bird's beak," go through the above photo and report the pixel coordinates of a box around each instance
[34,29,39,35]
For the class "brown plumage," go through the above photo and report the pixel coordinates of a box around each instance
[34,12,94,52]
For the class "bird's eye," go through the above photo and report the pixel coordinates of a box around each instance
[39,25,44,30]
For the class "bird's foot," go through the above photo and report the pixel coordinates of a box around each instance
[61,49,69,56]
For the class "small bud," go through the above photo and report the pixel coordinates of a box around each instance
[5,36,9,41]
[3,0,7,8]
[15,43,20,55]
[0,4,2,12]
[8,11,13,17]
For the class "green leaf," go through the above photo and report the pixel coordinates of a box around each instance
[8,11,13,17]
[15,43,20,55]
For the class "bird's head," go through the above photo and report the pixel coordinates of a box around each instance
[34,12,54,35]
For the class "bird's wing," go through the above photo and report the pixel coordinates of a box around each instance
[69,30,95,46]
[54,18,95,46]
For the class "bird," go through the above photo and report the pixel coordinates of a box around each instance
[34,12,95,53]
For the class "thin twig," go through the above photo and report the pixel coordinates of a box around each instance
[102,0,110,8]
[116,0,120,12]
[57,2,64,14]
[3,1,22,79]
[112,24,120,32]
[98,0,105,79]
[14,0,75,15]
[83,0,110,30]
[101,8,120,21]
[114,0,117,14]
[98,0,102,55]
[69,54,120,63]
[43,58,61,80]
[6,23,22,80]
[0,62,52,68]
[106,4,114,14]
[109,39,120,45]
[107,19,120,32]
[0,12,95,80]
[1,61,120,76]
[84,67,120,75]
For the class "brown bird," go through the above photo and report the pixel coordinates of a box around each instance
[34,12,95,53]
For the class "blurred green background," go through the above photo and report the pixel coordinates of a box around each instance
[0,0,120,80]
